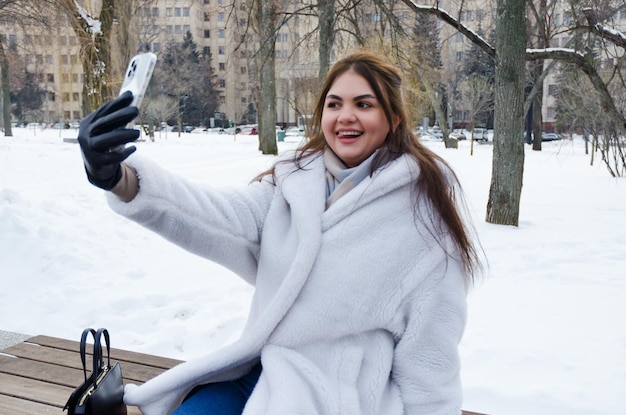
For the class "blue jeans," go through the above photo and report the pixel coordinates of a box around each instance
[171,363,262,415]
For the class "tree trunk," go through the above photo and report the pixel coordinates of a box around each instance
[318,0,335,85]
[486,0,526,226]
[257,0,278,155]
[62,0,115,115]
[0,40,12,136]
[531,0,546,151]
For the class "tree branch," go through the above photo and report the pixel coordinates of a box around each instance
[399,0,495,57]
[581,8,626,50]
[527,48,626,130]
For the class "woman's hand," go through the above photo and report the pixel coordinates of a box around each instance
[78,91,140,190]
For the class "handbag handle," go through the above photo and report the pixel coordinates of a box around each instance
[79,328,97,383]
[93,328,111,379]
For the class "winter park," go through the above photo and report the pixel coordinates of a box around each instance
[2,1,626,415]
[1,126,625,415]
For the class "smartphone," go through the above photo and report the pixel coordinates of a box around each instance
[119,52,157,109]
[112,53,157,152]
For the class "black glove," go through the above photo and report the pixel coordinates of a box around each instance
[78,91,140,190]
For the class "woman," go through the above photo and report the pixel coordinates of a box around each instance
[78,50,480,415]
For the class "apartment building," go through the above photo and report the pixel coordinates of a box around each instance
[3,0,624,130]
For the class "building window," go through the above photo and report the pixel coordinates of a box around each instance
[183,25,190,33]
[175,25,182,34]
[73,93,79,101]
[218,12,225,21]
[152,7,159,17]
[203,46,211,56]
[218,79,225,88]
[204,30,210,38]
[218,46,225,55]
[48,92,55,101]
[218,29,225,38]
[62,73,69,83]
[204,12,210,21]
[219,62,226,70]
[183,7,190,16]
[175,7,181,17]
[47,73,54,83]
[166,7,172,17]
[61,55,68,65]
[153,42,161,52]
[240,66,246,74]
[62,93,70,102]
[241,97,247,104]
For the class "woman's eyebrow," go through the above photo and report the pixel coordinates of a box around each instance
[325,93,376,101]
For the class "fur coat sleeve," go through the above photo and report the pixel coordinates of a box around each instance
[106,152,469,415]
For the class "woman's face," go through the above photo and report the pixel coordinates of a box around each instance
[321,70,397,167]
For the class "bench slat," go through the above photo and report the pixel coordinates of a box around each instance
[0,371,74,407]
[0,393,58,414]
[2,342,172,383]
[27,335,182,369]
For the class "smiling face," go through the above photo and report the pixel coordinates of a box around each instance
[322,70,397,167]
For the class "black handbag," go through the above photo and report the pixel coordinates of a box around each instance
[64,328,127,415]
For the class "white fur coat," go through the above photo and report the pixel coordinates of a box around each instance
[106,151,468,415]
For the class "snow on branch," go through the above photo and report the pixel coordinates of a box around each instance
[582,8,626,49]
[73,0,101,37]
[399,0,495,57]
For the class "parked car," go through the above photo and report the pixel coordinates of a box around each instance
[223,127,241,134]
[472,128,489,142]
[285,126,305,136]
[418,133,441,142]
[427,126,443,139]
[541,132,563,142]
[239,125,259,135]
[449,130,467,140]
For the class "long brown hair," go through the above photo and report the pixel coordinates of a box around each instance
[257,51,481,278]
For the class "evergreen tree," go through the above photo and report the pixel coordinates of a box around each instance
[11,71,43,120]
[185,37,219,127]
[154,32,219,130]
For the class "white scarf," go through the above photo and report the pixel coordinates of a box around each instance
[323,147,379,209]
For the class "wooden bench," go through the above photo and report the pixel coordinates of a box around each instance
[0,335,487,415]
[0,335,182,414]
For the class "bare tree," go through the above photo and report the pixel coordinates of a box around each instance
[458,77,494,156]
[0,0,57,136]
[255,0,278,154]
[57,0,117,114]
[485,0,527,226]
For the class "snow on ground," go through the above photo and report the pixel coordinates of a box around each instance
[1,127,624,414]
